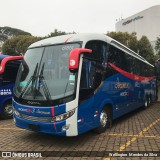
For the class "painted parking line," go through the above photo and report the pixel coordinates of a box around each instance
[108,133,160,139]
[117,118,160,151]
[0,127,24,131]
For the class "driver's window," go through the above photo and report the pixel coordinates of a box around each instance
[79,59,96,102]
[80,59,96,89]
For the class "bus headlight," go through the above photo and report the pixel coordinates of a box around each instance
[51,108,75,122]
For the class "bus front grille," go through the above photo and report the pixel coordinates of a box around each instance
[20,114,52,123]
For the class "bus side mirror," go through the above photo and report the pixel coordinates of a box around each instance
[68,48,92,71]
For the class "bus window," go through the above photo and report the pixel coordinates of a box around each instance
[108,46,121,68]
[79,59,96,101]
[126,54,136,74]
[85,40,107,64]
[2,61,20,85]
[108,45,131,73]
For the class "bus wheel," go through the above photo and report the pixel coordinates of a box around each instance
[94,107,112,133]
[1,101,13,119]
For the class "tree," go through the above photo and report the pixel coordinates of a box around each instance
[2,36,21,55]
[137,36,155,64]
[155,37,160,56]
[0,26,31,37]
[2,35,41,55]
[107,32,155,64]
[47,29,76,38]
[0,34,8,42]
[47,29,66,37]
[16,36,42,54]
[0,26,32,53]
[107,32,138,52]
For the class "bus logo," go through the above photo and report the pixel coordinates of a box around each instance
[115,78,130,89]
[2,152,12,158]
[0,89,12,95]
[27,101,41,105]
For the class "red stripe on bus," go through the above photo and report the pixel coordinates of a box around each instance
[64,36,72,43]
[109,62,154,82]
[51,106,55,116]
[51,106,57,132]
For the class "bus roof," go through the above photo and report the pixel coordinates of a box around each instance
[29,33,113,48]
[28,33,153,67]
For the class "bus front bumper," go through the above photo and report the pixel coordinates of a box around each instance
[13,114,68,136]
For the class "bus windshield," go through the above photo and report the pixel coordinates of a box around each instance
[14,43,80,101]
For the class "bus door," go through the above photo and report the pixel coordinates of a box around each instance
[78,59,96,129]
[77,40,107,130]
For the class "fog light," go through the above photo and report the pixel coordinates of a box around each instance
[62,124,70,132]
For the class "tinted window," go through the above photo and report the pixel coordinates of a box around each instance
[2,61,21,85]
[108,45,130,72]
[108,45,121,66]
[108,45,154,77]
[85,40,107,63]
[80,59,96,89]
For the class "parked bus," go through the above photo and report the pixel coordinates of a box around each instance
[0,54,22,119]
[13,34,156,136]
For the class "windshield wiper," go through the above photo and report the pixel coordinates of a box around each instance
[38,63,51,100]
[19,63,39,99]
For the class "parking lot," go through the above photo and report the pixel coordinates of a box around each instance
[0,103,159,160]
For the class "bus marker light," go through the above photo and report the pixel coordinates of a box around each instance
[78,118,84,123]
[94,111,99,117]
[70,60,76,66]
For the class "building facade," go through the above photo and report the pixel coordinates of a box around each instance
[115,5,160,47]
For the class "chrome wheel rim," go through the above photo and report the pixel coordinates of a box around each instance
[145,99,148,107]
[148,98,151,104]
[100,111,107,127]
[4,104,13,115]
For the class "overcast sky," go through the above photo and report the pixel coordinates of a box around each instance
[0,0,160,37]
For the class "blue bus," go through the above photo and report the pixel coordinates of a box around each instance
[13,34,156,136]
[0,54,22,119]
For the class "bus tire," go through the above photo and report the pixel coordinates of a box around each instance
[94,107,112,133]
[1,101,13,119]
[143,96,149,109]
